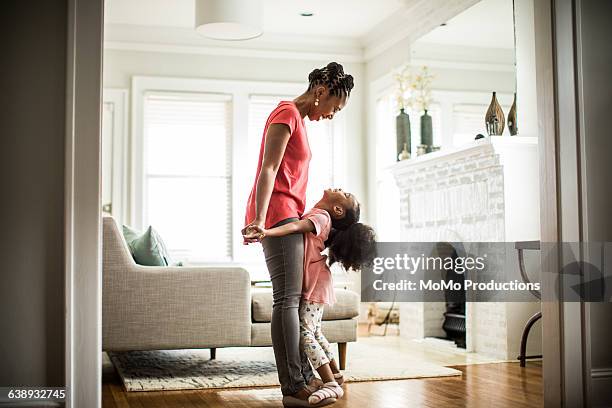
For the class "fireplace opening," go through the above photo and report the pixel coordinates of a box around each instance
[435,242,466,348]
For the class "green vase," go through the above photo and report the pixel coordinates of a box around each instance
[396,109,411,161]
[420,110,433,152]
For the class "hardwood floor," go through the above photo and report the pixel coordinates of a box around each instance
[103,361,542,407]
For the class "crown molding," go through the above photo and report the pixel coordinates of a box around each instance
[361,0,480,61]
[104,0,506,69]
[104,24,365,62]
[410,42,516,72]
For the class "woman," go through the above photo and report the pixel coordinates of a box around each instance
[242,62,354,407]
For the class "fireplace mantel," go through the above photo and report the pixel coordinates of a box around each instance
[391,136,540,243]
[390,136,542,359]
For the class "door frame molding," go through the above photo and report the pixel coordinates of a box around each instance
[65,0,583,406]
[533,1,563,406]
[65,0,104,407]
[102,88,129,226]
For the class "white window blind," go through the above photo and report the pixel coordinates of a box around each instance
[247,95,336,210]
[452,103,490,146]
[143,92,232,263]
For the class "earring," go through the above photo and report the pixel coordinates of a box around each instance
[314,98,319,106]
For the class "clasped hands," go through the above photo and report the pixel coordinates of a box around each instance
[241,222,267,244]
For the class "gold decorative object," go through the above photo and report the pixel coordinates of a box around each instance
[485,91,505,135]
[508,92,518,135]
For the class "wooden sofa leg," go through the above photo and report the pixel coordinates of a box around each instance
[338,343,347,370]
[210,348,216,360]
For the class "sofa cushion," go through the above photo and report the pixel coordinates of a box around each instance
[252,288,359,322]
[122,224,171,266]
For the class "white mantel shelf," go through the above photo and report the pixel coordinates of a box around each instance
[389,136,538,175]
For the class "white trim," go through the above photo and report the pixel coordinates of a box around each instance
[105,40,364,63]
[104,24,364,62]
[361,0,480,61]
[65,0,104,407]
[102,89,129,225]
[410,58,515,73]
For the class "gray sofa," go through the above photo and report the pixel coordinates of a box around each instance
[102,216,359,369]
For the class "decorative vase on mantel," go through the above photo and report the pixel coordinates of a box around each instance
[508,92,518,135]
[485,91,505,136]
[396,108,411,161]
[420,109,433,152]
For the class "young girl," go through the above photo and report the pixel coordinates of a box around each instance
[246,188,376,405]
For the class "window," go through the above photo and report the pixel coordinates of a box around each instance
[452,103,490,146]
[133,78,347,272]
[452,99,512,146]
[142,92,232,263]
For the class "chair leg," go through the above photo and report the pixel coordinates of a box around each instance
[338,342,347,370]
[518,312,542,367]
[210,348,216,360]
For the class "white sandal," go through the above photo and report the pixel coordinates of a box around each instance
[308,381,344,405]
[283,395,335,407]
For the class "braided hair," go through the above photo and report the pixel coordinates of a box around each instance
[307,62,354,98]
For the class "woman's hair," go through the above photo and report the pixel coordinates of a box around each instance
[325,202,377,271]
[308,62,354,98]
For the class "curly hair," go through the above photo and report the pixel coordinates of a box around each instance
[307,62,354,98]
[324,202,377,271]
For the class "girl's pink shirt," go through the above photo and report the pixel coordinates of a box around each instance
[301,208,337,306]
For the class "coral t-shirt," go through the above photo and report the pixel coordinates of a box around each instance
[302,208,336,306]
[244,101,311,229]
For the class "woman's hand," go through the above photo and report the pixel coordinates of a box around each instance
[243,224,266,242]
[242,219,265,244]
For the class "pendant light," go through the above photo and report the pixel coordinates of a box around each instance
[195,0,263,41]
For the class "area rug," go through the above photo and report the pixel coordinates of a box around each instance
[107,337,461,392]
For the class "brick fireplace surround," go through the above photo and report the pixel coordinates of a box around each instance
[391,137,542,359]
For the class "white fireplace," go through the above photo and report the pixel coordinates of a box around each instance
[391,137,542,359]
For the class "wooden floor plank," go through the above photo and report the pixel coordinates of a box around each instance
[103,362,542,407]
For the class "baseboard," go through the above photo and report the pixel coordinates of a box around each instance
[591,367,612,407]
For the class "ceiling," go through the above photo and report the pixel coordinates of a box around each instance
[104,0,405,39]
[104,0,516,62]
[416,0,515,49]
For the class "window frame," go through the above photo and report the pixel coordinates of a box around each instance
[132,76,346,269]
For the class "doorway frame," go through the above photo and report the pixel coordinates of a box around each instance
[64,0,104,407]
[66,0,573,407]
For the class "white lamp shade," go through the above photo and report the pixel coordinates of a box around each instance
[195,0,263,41]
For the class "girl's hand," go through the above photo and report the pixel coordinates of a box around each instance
[243,225,266,242]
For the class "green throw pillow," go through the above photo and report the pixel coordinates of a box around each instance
[122,224,171,266]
